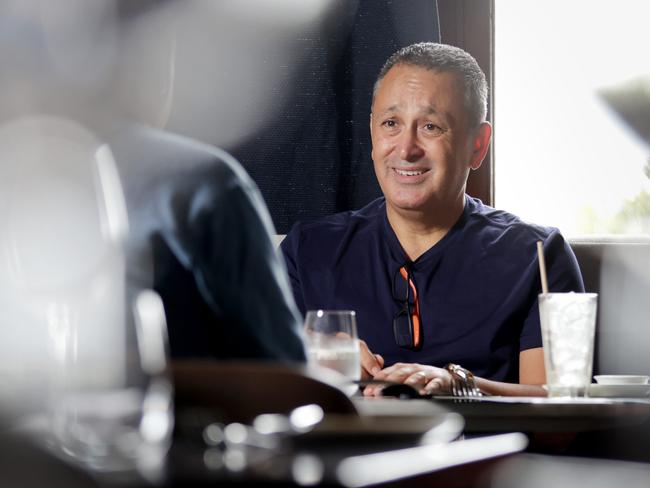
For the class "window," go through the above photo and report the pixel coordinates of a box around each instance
[494,0,650,237]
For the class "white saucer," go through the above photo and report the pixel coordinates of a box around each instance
[588,383,650,398]
[593,375,649,385]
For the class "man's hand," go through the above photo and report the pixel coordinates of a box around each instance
[359,339,384,380]
[362,362,453,397]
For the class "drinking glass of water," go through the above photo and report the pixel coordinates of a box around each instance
[538,292,598,397]
[304,310,361,392]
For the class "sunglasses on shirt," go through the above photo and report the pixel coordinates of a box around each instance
[392,265,422,350]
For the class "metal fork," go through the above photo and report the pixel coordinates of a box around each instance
[450,376,484,398]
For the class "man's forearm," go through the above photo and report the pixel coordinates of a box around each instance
[475,377,546,397]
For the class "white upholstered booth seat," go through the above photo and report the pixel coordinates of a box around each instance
[569,237,650,375]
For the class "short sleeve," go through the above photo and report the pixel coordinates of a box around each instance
[279,223,307,316]
[519,230,585,351]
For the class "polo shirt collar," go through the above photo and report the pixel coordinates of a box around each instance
[381,194,475,269]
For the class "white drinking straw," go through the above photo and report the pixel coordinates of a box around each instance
[536,240,549,294]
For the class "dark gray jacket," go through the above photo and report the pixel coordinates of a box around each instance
[107,124,305,361]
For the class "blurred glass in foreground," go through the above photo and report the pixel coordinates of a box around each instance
[0,116,173,477]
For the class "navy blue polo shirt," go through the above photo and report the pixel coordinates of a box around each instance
[281,196,584,382]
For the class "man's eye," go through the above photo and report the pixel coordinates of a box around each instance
[382,120,397,128]
[424,123,439,131]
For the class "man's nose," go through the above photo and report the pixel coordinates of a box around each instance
[398,129,425,162]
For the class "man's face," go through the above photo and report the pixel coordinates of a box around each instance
[370,64,485,215]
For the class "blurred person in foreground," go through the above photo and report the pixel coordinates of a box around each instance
[0,0,307,362]
[102,3,308,361]
[281,42,584,396]
[108,125,306,361]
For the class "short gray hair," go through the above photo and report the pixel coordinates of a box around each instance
[373,42,488,127]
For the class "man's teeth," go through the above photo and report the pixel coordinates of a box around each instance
[395,169,424,176]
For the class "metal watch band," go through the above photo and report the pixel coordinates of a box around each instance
[445,363,479,392]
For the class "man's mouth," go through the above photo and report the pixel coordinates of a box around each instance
[393,168,429,177]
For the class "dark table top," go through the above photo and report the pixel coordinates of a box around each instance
[427,395,650,433]
[353,395,650,465]
[149,398,526,487]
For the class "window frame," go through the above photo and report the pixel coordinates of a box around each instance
[437,0,494,206]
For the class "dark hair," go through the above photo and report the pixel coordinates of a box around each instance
[373,42,488,126]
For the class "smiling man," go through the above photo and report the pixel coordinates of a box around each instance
[281,43,584,397]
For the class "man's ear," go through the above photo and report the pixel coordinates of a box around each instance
[469,122,492,171]
[369,114,375,160]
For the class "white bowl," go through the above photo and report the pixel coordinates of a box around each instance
[593,375,650,385]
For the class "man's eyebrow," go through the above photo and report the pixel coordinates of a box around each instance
[423,105,454,123]
[424,105,438,115]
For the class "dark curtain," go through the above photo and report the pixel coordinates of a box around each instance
[227,0,440,234]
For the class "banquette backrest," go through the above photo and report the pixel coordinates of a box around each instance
[569,237,650,375]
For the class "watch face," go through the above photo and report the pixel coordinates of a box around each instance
[448,364,476,384]
[446,363,483,398]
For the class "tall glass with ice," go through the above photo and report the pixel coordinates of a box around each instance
[538,292,598,397]
[304,310,361,390]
